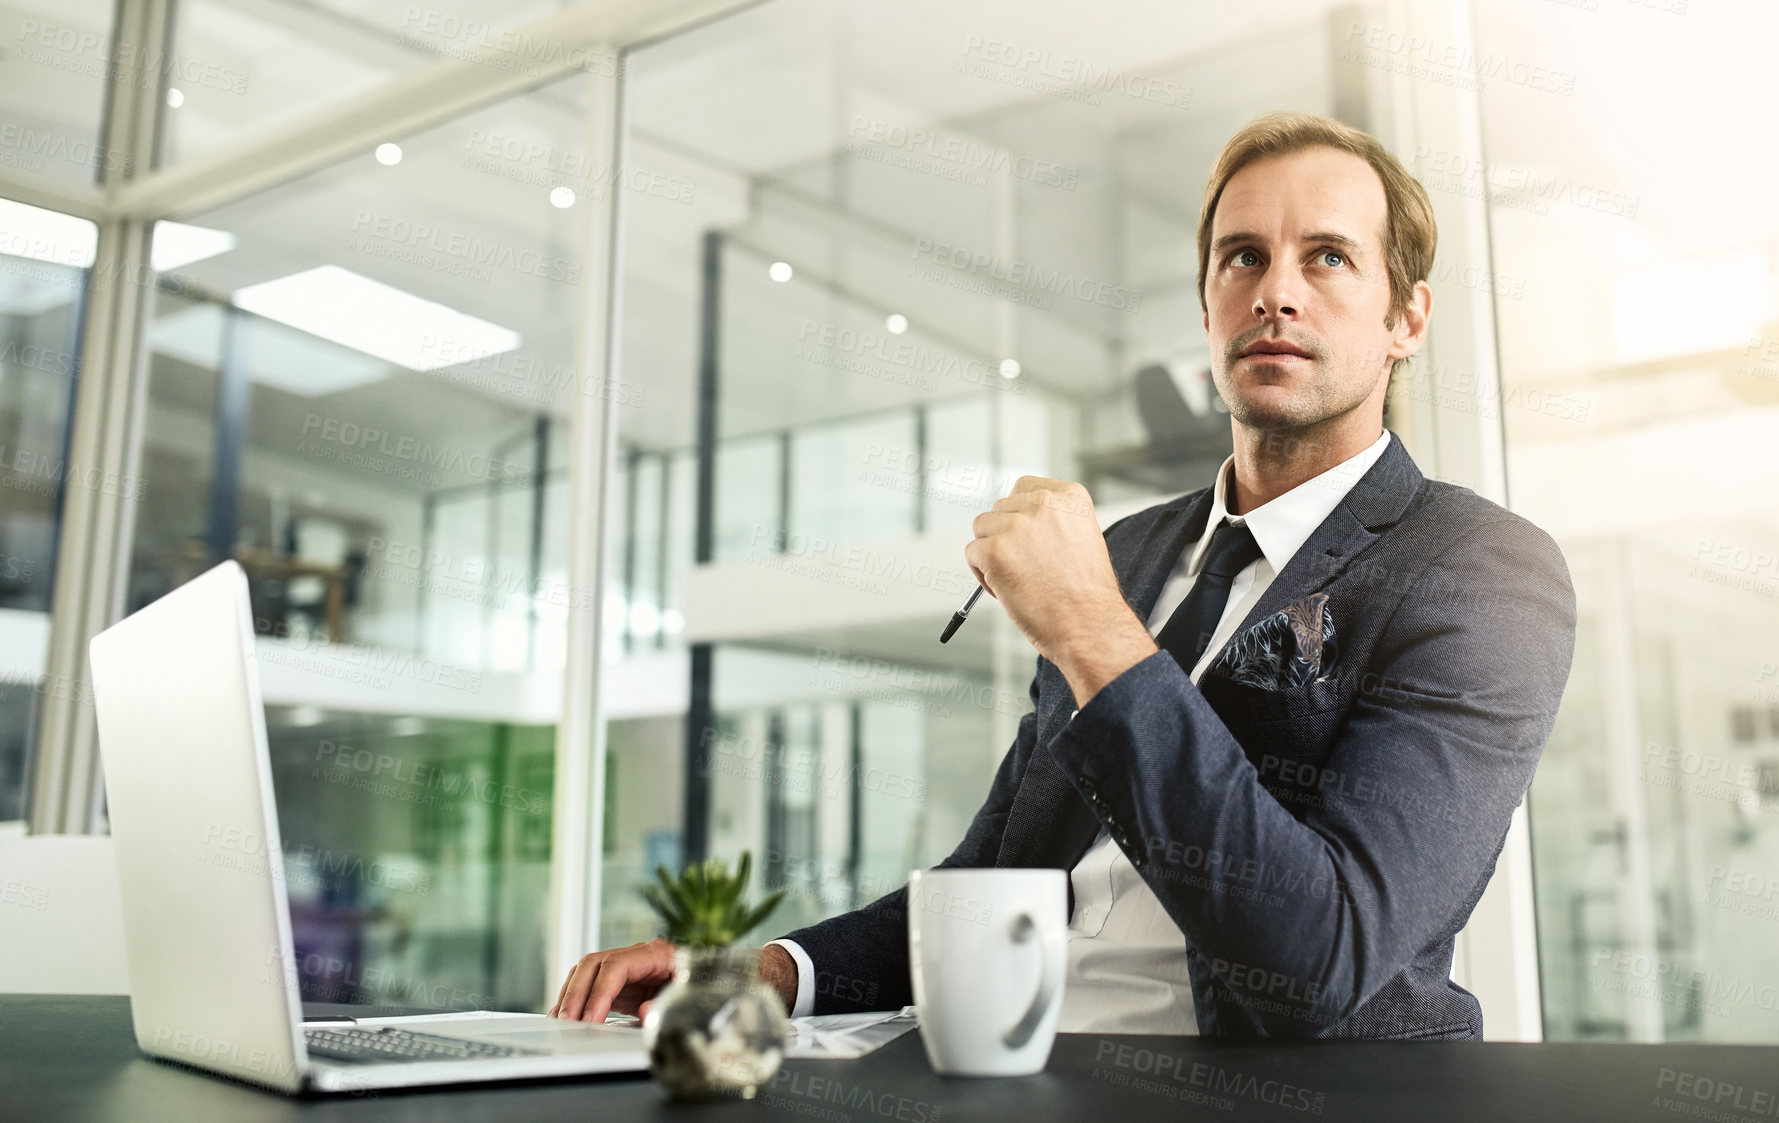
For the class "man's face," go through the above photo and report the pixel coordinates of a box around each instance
[1202,145,1426,434]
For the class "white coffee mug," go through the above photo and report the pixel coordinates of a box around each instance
[907,868,1067,1076]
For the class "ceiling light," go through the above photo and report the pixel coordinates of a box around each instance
[150,303,392,397]
[232,264,520,373]
[886,313,908,334]
[375,143,403,166]
[769,261,793,283]
[152,221,237,271]
[166,88,184,108]
[999,359,1021,379]
[549,186,575,209]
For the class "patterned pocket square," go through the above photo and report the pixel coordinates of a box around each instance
[1205,592,1338,690]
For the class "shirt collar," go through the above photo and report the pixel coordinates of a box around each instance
[1186,429,1393,578]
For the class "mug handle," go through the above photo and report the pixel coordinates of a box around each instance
[1001,911,1063,1049]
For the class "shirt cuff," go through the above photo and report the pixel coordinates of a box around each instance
[767,938,815,1018]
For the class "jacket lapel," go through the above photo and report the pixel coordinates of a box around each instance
[1212,430,1424,663]
[1123,490,1214,624]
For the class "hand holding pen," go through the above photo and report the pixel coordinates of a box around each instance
[940,475,1114,650]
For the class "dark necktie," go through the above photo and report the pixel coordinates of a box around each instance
[1156,518,1263,673]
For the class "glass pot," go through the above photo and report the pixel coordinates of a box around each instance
[643,945,788,1099]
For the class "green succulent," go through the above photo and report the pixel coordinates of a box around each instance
[643,851,786,949]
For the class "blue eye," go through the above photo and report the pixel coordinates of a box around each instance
[1321,250,1345,267]
[1232,249,1258,266]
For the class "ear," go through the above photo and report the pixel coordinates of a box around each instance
[1386,279,1433,365]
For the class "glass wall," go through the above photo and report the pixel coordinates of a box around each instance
[0,0,114,826]
[597,0,1434,949]
[122,74,591,1010]
[0,201,91,824]
[1477,0,1779,1043]
[0,0,115,189]
[163,1,625,165]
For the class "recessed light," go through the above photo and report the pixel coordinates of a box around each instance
[166,88,184,108]
[153,220,237,271]
[232,264,521,373]
[375,143,403,166]
[999,359,1021,379]
[769,261,793,283]
[886,314,908,334]
[549,186,576,209]
[151,302,390,397]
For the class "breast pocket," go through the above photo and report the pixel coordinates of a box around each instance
[1198,672,1352,815]
[1197,670,1349,727]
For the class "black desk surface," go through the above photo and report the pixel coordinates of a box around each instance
[5,995,1777,1123]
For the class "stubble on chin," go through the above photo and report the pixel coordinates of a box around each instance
[1217,361,1323,431]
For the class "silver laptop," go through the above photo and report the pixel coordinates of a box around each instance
[89,560,648,1093]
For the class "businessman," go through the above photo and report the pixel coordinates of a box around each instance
[551,110,1577,1040]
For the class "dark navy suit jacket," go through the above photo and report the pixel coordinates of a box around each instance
[781,430,1577,1039]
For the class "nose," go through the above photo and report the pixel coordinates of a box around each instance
[1253,261,1303,320]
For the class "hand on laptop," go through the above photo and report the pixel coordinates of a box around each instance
[550,938,673,1022]
[548,939,799,1022]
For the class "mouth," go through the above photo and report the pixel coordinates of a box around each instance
[1240,341,1314,362]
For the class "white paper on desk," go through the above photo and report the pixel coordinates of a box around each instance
[349,1010,536,1025]
[784,1007,918,1059]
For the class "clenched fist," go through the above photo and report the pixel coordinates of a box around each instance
[964,476,1157,706]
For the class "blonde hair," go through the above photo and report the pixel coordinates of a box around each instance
[1196,111,1437,382]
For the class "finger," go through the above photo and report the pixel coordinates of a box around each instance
[555,952,600,1017]
[1020,479,1072,507]
[962,540,995,599]
[607,977,657,1017]
[1055,483,1095,519]
[549,963,577,1017]
[580,958,632,1024]
[991,489,1034,512]
[549,966,574,1017]
[637,998,653,1022]
[989,490,1052,516]
[971,510,1015,539]
[553,961,587,1020]
[997,483,1089,521]
[556,957,602,1021]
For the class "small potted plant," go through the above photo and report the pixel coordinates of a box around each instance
[641,851,790,1099]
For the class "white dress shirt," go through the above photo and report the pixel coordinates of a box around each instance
[774,430,1394,1029]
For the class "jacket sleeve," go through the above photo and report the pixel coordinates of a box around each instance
[1048,515,1577,1036]
[772,662,1045,1014]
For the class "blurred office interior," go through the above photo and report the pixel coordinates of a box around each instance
[2,0,1776,1041]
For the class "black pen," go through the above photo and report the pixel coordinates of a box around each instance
[939,586,984,644]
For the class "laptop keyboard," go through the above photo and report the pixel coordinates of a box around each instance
[304,1025,544,1065]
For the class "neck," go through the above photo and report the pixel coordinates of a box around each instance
[1226,415,1383,516]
